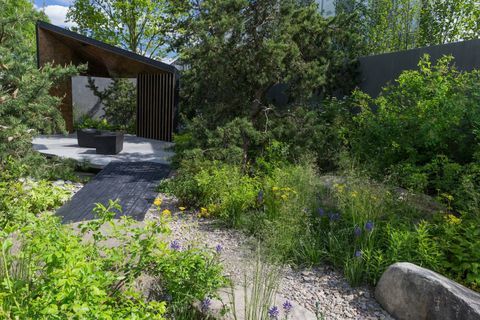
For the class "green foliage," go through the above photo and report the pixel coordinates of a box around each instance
[439,213,480,289]
[174,0,360,127]
[0,179,71,229]
[86,77,137,133]
[419,0,480,46]
[162,160,259,227]
[343,55,480,208]
[155,247,226,310]
[338,0,480,55]
[337,0,421,54]
[0,194,225,318]
[75,115,116,131]
[0,0,48,52]
[0,2,81,181]
[166,155,480,291]
[67,0,175,59]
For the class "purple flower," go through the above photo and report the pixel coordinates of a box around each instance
[328,212,340,222]
[317,207,326,217]
[170,240,181,251]
[215,244,223,254]
[354,225,362,237]
[201,298,211,312]
[282,300,293,314]
[257,190,264,203]
[365,221,374,232]
[268,306,279,319]
[355,250,362,258]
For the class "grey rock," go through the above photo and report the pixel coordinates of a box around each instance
[375,262,480,320]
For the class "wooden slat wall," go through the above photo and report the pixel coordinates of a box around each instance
[136,73,175,141]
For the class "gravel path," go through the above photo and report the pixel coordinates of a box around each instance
[146,194,394,320]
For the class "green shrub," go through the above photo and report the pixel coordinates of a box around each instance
[0,179,71,229]
[0,5,81,182]
[343,55,480,209]
[0,205,167,319]
[86,77,137,133]
[0,199,226,318]
[155,247,226,310]
[439,212,480,290]
[314,177,480,290]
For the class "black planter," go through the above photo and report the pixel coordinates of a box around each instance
[95,132,124,155]
[77,128,101,148]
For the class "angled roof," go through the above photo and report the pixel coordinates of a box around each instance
[36,20,178,78]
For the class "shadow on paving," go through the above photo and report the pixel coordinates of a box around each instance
[57,162,170,223]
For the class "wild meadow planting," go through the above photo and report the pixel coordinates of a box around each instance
[164,53,480,291]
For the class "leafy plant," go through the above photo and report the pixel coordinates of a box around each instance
[344,55,480,209]
[0,1,81,181]
[0,198,226,318]
[86,77,136,133]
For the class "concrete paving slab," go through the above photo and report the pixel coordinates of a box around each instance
[32,133,174,169]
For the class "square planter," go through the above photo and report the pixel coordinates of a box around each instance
[95,132,124,155]
[77,128,102,148]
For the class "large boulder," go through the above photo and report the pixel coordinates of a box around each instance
[375,262,480,320]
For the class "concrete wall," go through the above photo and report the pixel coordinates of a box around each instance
[71,76,136,124]
[358,38,480,97]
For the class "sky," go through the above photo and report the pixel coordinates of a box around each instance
[33,0,76,28]
[33,0,335,29]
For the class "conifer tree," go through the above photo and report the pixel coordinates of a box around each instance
[0,0,79,172]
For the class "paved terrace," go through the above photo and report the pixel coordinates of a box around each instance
[33,133,174,169]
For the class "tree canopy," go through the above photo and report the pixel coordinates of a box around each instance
[174,0,361,127]
[67,0,178,59]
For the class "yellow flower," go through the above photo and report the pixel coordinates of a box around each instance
[333,183,345,193]
[198,207,210,218]
[442,193,454,201]
[162,209,171,218]
[445,214,461,225]
[350,191,358,198]
[280,194,288,201]
[154,198,162,206]
[272,186,279,192]
[179,206,186,211]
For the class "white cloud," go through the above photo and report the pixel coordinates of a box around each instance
[43,5,76,28]
[54,0,74,5]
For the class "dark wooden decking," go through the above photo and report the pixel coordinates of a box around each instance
[57,162,170,223]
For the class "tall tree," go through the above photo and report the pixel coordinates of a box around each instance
[337,0,480,55]
[174,0,361,127]
[0,0,79,167]
[336,0,421,55]
[1,0,47,52]
[67,0,176,59]
[418,0,480,46]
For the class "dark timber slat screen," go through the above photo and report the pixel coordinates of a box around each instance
[137,73,175,141]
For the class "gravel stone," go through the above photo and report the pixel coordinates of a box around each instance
[145,194,394,320]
